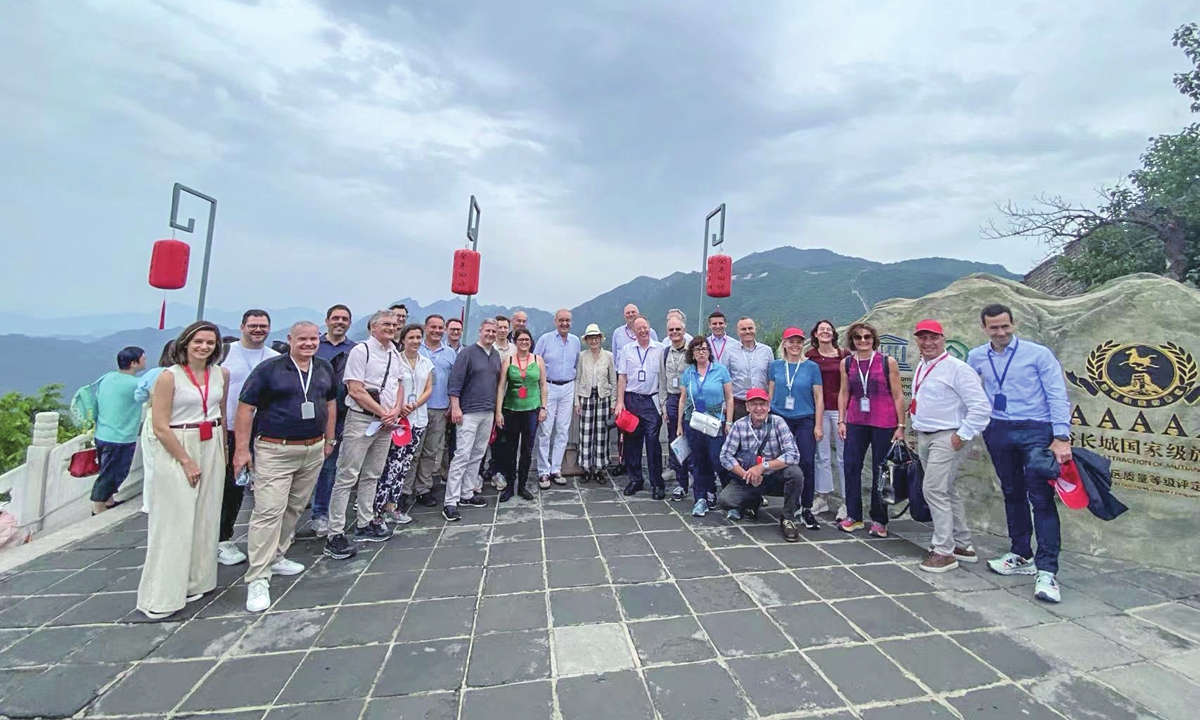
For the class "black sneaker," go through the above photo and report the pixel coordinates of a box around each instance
[417,492,439,508]
[461,495,488,508]
[398,494,413,514]
[442,505,462,522]
[355,521,394,543]
[743,507,758,521]
[323,534,358,560]
[518,486,535,501]
[651,487,666,500]
[800,509,820,531]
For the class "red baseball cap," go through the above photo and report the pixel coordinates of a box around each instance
[782,327,805,340]
[914,319,944,336]
[745,388,770,402]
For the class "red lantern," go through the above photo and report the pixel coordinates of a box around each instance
[149,239,190,290]
[706,254,732,298]
[451,248,481,296]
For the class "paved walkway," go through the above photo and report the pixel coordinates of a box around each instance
[2,481,1200,719]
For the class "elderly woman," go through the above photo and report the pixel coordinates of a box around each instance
[574,323,616,483]
[137,321,228,619]
[676,336,733,517]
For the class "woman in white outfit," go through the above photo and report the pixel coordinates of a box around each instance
[805,320,849,518]
[134,341,176,513]
[137,322,229,619]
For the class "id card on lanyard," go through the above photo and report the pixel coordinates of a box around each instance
[909,352,948,416]
[183,366,214,441]
[987,339,1018,411]
[854,352,875,414]
[293,359,315,419]
[783,360,803,411]
[636,346,651,384]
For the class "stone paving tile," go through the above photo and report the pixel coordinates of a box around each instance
[606,554,669,584]
[461,679,554,720]
[735,571,816,606]
[545,536,600,561]
[549,586,622,626]
[794,566,879,599]
[727,652,845,716]
[1076,612,1197,659]
[698,608,793,657]
[808,644,925,704]
[677,576,757,613]
[466,629,551,686]
[852,563,936,595]
[0,662,128,718]
[589,516,641,534]
[1014,621,1144,671]
[895,593,993,632]
[315,602,405,647]
[426,544,487,570]
[952,629,1059,681]
[180,652,307,711]
[277,645,389,703]
[1135,602,1200,642]
[627,616,715,664]
[0,593,87,628]
[552,623,635,675]
[487,539,543,565]
[859,701,960,719]
[344,571,420,603]
[413,566,484,598]
[1096,661,1200,720]
[715,546,785,572]
[66,621,179,663]
[1114,568,1200,599]
[232,608,331,655]
[1029,673,1163,720]
[477,592,548,633]
[659,550,728,579]
[547,558,608,589]
[645,529,705,554]
[948,588,1061,628]
[265,698,366,720]
[150,616,255,659]
[557,670,655,720]
[820,540,891,565]
[949,685,1065,720]
[597,533,655,557]
[365,692,458,720]
[644,661,755,720]
[1160,648,1200,683]
[397,596,476,642]
[1061,574,1168,610]
[90,658,215,715]
[768,602,864,648]
[616,582,690,620]
[835,596,934,639]
[0,625,105,667]
[374,639,469,696]
[880,635,1002,692]
[766,543,839,569]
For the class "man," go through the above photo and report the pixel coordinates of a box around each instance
[219,310,279,566]
[411,314,456,507]
[615,316,667,499]
[493,315,515,361]
[510,310,528,337]
[535,309,581,487]
[725,317,773,420]
[483,315,514,491]
[659,315,690,500]
[909,320,991,574]
[91,346,146,515]
[665,308,694,345]
[612,303,659,357]
[968,304,1072,603]
[233,321,337,611]
[707,311,731,364]
[324,310,402,560]
[310,304,356,536]
[718,388,805,541]
[446,317,464,352]
[444,318,502,521]
[388,303,409,327]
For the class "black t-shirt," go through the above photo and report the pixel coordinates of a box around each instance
[239,355,337,440]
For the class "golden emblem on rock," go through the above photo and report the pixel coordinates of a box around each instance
[1068,341,1200,408]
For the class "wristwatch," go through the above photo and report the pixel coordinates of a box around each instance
[326,438,338,447]
[1053,435,1070,442]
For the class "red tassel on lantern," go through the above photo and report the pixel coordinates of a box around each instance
[158,298,167,330]
[706,254,732,298]
[451,248,481,295]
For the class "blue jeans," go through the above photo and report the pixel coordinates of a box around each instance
[843,424,892,525]
[92,439,136,502]
[622,393,663,489]
[684,425,724,502]
[665,395,689,490]
[983,420,1060,574]
[309,419,343,519]
[781,415,817,510]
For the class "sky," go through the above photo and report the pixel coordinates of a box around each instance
[0,0,1194,318]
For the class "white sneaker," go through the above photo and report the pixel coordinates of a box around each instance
[312,516,329,537]
[986,552,1038,576]
[835,503,848,521]
[246,578,271,612]
[270,557,306,576]
[492,473,507,491]
[217,541,247,566]
[1034,571,1062,603]
[811,495,830,515]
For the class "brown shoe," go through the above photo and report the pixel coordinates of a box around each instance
[919,551,960,574]
[780,518,800,543]
[953,546,979,563]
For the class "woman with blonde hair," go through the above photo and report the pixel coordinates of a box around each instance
[137,321,229,619]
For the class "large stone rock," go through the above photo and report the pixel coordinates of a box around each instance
[855,272,1200,572]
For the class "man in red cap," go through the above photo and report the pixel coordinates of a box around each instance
[910,319,991,573]
[718,387,805,541]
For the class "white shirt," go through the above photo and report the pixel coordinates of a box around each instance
[221,342,279,418]
[707,334,732,364]
[612,324,659,357]
[344,336,403,412]
[494,340,515,361]
[910,353,992,440]
[725,341,773,400]
[397,353,435,428]
[618,340,665,396]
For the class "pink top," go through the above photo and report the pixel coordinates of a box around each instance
[844,353,898,429]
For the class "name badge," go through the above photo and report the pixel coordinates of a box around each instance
[407,394,417,405]
[638,370,647,383]
[300,401,315,420]
[993,393,1008,412]
[670,377,679,390]
[784,396,795,411]
[859,396,871,413]
[518,386,528,399]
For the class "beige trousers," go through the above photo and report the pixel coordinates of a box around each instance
[137,428,225,615]
[244,439,325,583]
[413,409,448,493]
[329,411,390,535]
[917,429,973,556]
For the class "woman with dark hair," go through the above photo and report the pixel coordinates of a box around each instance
[806,319,849,518]
[137,321,229,619]
[837,322,906,538]
[495,328,547,501]
[375,324,434,523]
[676,335,733,517]
[134,340,177,513]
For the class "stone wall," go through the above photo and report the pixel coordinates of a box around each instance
[854,272,1200,572]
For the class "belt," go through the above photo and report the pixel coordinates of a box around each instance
[348,408,378,417]
[169,419,221,429]
[257,436,325,446]
[627,392,655,398]
[548,379,574,386]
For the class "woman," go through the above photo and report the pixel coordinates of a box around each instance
[806,320,849,518]
[767,327,824,531]
[837,322,906,538]
[375,324,434,523]
[137,321,229,620]
[676,336,733,517]
[495,329,547,501]
[134,340,176,514]
[575,324,616,484]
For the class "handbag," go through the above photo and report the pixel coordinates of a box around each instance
[689,411,722,437]
[69,446,100,478]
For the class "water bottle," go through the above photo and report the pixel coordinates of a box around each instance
[235,466,252,487]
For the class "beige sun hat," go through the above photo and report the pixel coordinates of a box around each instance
[582,323,604,338]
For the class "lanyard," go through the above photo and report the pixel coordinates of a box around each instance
[667,347,686,376]
[747,423,764,449]
[853,352,876,394]
[913,352,949,397]
[625,326,636,341]
[292,359,313,401]
[783,358,805,391]
[636,345,652,370]
[711,336,727,362]
[401,353,420,393]
[183,366,211,416]
[692,365,712,397]
[987,338,1019,390]
[516,353,531,379]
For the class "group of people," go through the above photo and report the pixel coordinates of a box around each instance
[85,297,1074,619]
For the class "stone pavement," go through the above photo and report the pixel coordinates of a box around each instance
[2,480,1200,720]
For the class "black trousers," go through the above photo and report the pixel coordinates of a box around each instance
[220,431,244,542]
[717,465,804,516]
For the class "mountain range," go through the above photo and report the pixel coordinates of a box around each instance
[0,247,1017,397]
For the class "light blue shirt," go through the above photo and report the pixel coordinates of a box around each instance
[534,331,581,382]
[419,341,458,410]
[134,367,167,404]
[967,337,1071,437]
[612,324,659,357]
[681,363,732,418]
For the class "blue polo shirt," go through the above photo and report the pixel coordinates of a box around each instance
[420,341,458,410]
[316,335,356,364]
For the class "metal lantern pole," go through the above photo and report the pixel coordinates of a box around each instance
[698,203,726,337]
[169,183,218,322]
[461,195,482,332]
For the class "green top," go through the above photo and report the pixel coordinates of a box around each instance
[504,355,542,411]
[95,372,143,444]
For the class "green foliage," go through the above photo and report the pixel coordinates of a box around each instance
[0,384,78,473]
[1059,225,1168,286]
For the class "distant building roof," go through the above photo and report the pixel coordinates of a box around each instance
[1023,239,1087,297]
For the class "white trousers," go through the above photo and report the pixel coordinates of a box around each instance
[537,381,574,475]
[814,409,845,495]
[446,412,494,506]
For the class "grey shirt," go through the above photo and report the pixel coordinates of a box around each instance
[448,343,502,414]
[725,341,774,400]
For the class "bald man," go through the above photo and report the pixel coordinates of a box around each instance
[612,303,659,357]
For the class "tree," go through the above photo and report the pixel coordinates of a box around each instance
[0,384,78,473]
[985,23,1200,287]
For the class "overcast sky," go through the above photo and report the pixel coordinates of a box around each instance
[1,0,1194,318]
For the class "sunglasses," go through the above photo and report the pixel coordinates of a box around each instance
[853,334,873,341]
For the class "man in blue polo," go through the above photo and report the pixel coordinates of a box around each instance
[967,303,1072,604]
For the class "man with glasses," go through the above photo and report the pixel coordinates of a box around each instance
[660,315,691,500]
[725,317,774,420]
[446,318,464,352]
[388,303,409,328]
[535,309,580,487]
[309,304,355,537]
[615,316,667,499]
[444,318,503,521]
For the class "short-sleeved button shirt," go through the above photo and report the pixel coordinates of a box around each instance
[239,355,337,440]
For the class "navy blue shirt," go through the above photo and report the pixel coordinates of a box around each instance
[240,355,337,440]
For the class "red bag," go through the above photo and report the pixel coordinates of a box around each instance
[69,447,99,478]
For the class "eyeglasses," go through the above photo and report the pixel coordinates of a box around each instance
[378,323,398,328]
[668,328,683,333]
[853,334,873,341]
